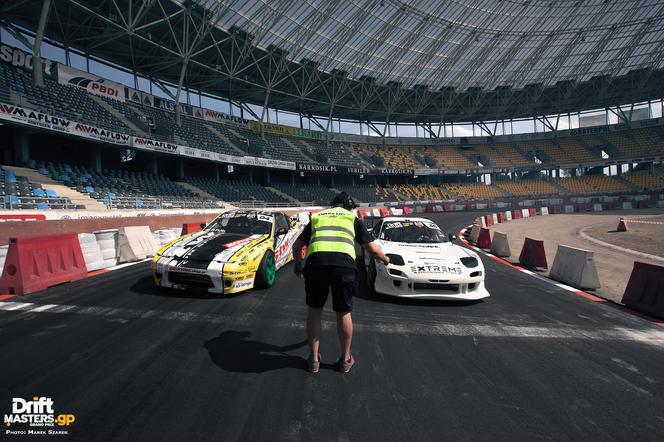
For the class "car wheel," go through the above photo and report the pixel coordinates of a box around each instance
[255,250,276,289]
[367,258,377,293]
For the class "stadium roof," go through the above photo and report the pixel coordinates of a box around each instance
[3,0,664,126]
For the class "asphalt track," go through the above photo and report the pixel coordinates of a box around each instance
[2,212,664,441]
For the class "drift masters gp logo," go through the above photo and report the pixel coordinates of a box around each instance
[4,396,75,436]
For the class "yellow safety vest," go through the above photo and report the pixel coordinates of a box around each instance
[306,207,356,260]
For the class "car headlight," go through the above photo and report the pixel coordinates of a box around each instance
[460,257,479,268]
[386,254,405,266]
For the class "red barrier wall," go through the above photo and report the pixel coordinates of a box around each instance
[528,208,537,217]
[518,237,548,270]
[182,222,204,235]
[621,261,664,319]
[0,214,222,246]
[477,228,492,249]
[0,233,87,295]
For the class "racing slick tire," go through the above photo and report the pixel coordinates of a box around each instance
[254,250,276,289]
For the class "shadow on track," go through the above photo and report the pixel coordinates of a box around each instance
[129,275,254,299]
[204,331,310,373]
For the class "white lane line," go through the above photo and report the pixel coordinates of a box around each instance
[29,304,59,313]
[1,302,34,311]
[106,258,152,271]
[1,300,664,345]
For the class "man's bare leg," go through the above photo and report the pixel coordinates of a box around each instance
[336,311,353,361]
[307,307,322,361]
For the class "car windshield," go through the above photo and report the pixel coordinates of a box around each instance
[380,220,447,244]
[207,213,273,235]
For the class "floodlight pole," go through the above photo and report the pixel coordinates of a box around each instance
[32,0,51,87]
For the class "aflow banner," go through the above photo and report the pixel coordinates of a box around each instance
[71,122,131,146]
[202,108,249,127]
[0,102,71,133]
[57,64,124,102]
[131,136,296,170]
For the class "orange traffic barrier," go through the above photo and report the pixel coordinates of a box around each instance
[477,228,492,249]
[379,207,390,217]
[0,233,87,295]
[182,222,205,235]
[518,237,548,270]
[621,261,664,319]
[617,218,628,232]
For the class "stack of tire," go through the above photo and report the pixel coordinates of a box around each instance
[0,244,8,277]
[94,229,119,268]
[153,229,178,247]
[78,233,105,272]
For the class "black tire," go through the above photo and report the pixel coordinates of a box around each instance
[254,250,276,289]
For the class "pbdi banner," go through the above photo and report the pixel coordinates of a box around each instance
[57,64,125,102]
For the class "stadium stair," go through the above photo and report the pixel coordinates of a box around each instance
[89,96,149,137]
[265,186,301,204]
[282,138,315,163]
[203,124,248,155]
[576,137,602,159]
[547,179,571,194]
[614,175,639,192]
[176,181,222,203]
[1,165,107,210]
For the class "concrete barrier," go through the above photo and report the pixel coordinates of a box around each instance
[622,202,633,210]
[477,228,492,249]
[371,208,381,217]
[490,231,510,257]
[540,207,549,216]
[521,208,530,218]
[434,205,443,212]
[492,213,498,225]
[117,226,158,263]
[576,203,587,212]
[389,208,403,216]
[357,208,368,218]
[621,261,664,319]
[552,206,561,214]
[550,245,600,290]
[658,201,664,209]
[469,225,481,244]
[414,206,426,214]
[379,207,390,217]
[528,208,537,217]
[402,207,412,214]
[606,202,617,210]
[512,210,523,220]
[484,215,493,227]
[637,201,648,209]
[518,237,548,270]
[480,216,487,228]
[94,229,119,268]
[592,203,603,212]
[616,217,628,232]
[497,212,505,223]
[505,210,512,221]
[564,205,574,213]
[0,233,87,295]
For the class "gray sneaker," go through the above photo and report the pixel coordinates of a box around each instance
[307,354,321,373]
[337,356,355,373]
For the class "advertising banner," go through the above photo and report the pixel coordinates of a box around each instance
[131,137,180,154]
[249,121,295,137]
[0,44,56,78]
[0,102,71,133]
[57,64,124,102]
[202,109,249,127]
[71,122,131,146]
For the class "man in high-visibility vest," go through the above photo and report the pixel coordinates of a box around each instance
[293,192,389,373]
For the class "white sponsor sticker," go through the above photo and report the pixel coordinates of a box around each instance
[234,279,253,290]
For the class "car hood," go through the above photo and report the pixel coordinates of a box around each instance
[165,231,269,262]
[378,240,478,265]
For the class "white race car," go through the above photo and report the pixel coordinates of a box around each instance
[366,217,490,300]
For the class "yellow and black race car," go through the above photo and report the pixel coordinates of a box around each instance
[151,210,305,295]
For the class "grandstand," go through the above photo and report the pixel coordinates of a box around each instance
[0,0,662,211]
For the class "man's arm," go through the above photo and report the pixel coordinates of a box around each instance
[363,240,390,265]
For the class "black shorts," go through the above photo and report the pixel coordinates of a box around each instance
[304,265,356,312]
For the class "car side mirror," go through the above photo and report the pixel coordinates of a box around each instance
[448,234,457,241]
[276,227,288,236]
